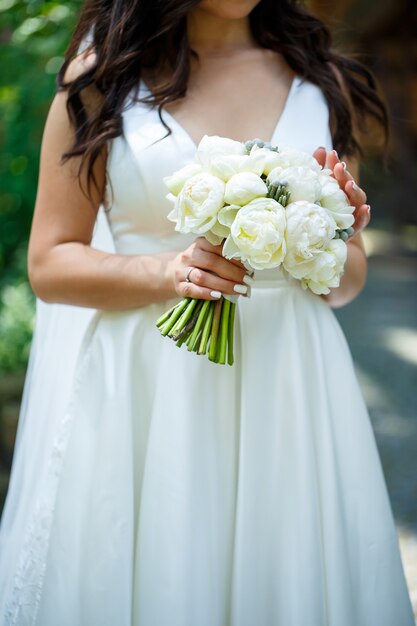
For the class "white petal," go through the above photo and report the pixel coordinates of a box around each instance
[222,235,242,260]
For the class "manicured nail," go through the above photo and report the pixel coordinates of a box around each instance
[210,290,222,299]
[243,274,255,286]
[234,284,248,295]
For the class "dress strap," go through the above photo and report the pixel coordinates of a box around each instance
[274,77,333,153]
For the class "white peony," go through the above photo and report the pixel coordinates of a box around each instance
[204,230,225,246]
[163,163,202,196]
[319,176,355,229]
[258,144,322,174]
[223,197,287,270]
[300,239,347,294]
[205,150,272,181]
[283,200,337,276]
[167,172,225,234]
[283,201,346,294]
[205,206,238,246]
[207,155,250,181]
[195,135,276,181]
[205,203,240,246]
[196,135,246,171]
[248,145,284,175]
[218,204,241,228]
[225,172,268,206]
[267,166,322,204]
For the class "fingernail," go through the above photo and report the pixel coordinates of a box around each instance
[318,146,325,150]
[243,274,255,286]
[234,284,248,294]
[332,149,339,158]
[246,286,252,298]
[341,161,347,170]
[366,204,371,214]
[210,290,222,299]
[352,182,359,191]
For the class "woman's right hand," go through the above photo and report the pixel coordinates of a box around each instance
[168,237,253,300]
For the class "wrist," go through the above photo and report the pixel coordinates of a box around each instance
[159,252,178,299]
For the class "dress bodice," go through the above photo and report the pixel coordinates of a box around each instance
[103,76,333,256]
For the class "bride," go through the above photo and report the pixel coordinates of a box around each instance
[0,0,414,624]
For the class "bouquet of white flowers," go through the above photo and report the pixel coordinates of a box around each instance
[156,135,355,365]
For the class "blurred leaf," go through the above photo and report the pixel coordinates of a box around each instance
[0,282,35,374]
[0,0,18,12]
[0,0,82,292]
[12,15,48,42]
[0,0,82,371]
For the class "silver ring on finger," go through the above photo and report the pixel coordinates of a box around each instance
[185,267,195,283]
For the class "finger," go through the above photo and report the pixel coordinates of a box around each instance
[186,267,249,297]
[344,179,367,207]
[178,280,225,301]
[196,237,250,274]
[351,204,371,234]
[313,146,327,168]
[196,236,224,256]
[229,257,247,269]
[191,249,247,283]
[326,149,340,172]
[333,162,354,189]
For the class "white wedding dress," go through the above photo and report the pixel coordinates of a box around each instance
[0,75,414,626]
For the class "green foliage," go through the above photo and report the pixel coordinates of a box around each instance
[0,280,35,373]
[0,0,83,372]
[0,0,82,286]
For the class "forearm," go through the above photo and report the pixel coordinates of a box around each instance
[321,239,368,308]
[28,242,178,310]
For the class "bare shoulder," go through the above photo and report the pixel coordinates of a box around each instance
[39,47,106,204]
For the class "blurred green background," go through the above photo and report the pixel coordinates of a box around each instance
[0,0,416,613]
[0,0,81,374]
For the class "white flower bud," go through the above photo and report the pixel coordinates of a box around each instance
[224,172,268,206]
[223,197,287,270]
[167,172,225,234]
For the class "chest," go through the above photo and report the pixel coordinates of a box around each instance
[162,54,296,146]
[106,74,332,249]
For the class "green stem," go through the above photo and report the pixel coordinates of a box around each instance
[208,298,224,362]
[227,301,236,366]
[156,302,180,328]
[198,301,215,355]
[185,330,195,347]
[168,298,198,337]
[173,299,204,341]
[216,298,230,365]
[176,332,190,349]
[187,299,211,352]
[159,297,190,336]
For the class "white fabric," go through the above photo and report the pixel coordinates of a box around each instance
[0,76,414,626]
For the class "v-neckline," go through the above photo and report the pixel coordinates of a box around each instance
[140,74,300,150]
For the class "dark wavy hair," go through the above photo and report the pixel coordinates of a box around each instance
[58,0,389,195]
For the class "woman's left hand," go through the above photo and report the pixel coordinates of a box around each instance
[313,147,371,236]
